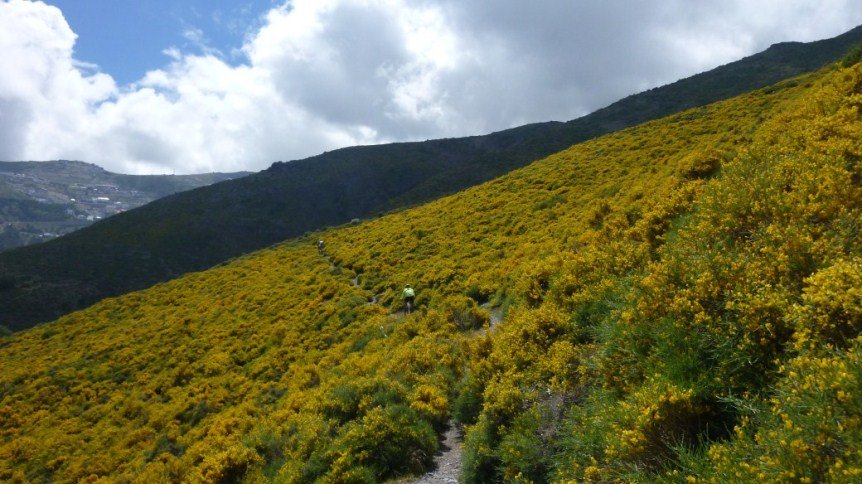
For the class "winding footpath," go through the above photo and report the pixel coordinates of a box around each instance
[409,306,504,483]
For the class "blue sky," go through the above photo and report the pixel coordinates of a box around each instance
[2,0,862,174]
[47,0,277,84]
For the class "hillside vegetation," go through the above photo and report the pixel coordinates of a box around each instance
[3,25,862,331]
[1,60,861,482]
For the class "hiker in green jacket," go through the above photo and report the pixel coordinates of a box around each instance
[402,284,415,314]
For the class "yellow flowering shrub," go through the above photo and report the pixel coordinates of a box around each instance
[555,381,712,481]
[604,382,710,472]
[792,258,862,349]
[706,339,862,482]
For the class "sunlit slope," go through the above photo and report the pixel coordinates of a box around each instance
[0,246,464,482]
[1,63,860,482]
[451,66,862,481]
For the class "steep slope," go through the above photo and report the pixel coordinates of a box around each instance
[2,58,859,482]
[0,160,249,251]
[2,26,861,331]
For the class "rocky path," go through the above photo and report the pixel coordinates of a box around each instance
[411,424,462,484]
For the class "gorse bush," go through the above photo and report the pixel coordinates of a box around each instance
[705,339,862,482]
[1,63,861,482]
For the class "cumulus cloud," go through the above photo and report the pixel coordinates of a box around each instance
[0,1,115,160]
[1,0,861,174]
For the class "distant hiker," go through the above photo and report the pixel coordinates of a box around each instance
[317,239,325,255]
[402,284,415,314]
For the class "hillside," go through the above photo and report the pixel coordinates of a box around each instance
[0,160,248,251]
[1,56,859,481]
[2,25,861,331]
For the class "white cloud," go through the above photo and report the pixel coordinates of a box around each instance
[0,0,116,161]
[0,0,861,174]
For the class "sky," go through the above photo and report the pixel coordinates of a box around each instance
[1,1,861,175]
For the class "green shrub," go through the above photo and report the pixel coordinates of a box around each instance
[441,295,490,331]
[242,424,286,476]
[705,341,862,482]
[453,373,484,426]
[841,43,862,67]
[498,407,552,483]
[676,148,723,180]
[462,416,501,483]
[333,404,437,480]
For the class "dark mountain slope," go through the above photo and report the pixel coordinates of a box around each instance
[1,25,861,331]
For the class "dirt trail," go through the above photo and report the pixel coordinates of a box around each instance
[407,306,504,483]
[485,305,504,329]
[327,256,379,304]
[411,424,462,484]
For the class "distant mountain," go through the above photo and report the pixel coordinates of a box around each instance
[1,25,861,331]
[0,160,249,250]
